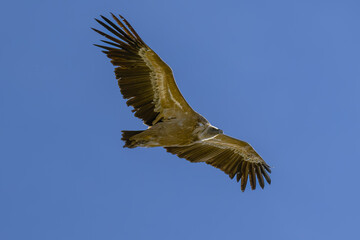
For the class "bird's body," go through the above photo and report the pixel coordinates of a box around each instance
[93,14,271,191]
[124,112,209,148]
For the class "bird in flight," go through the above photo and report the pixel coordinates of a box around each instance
[93,14,271,191]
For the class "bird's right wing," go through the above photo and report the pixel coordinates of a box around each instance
[165,134,271,191]
[93,14,194,126]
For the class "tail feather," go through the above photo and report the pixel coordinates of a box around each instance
[121,130,144,148]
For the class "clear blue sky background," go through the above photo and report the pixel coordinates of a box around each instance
[1,0,360,239]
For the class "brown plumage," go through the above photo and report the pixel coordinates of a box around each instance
[93,14,271,191]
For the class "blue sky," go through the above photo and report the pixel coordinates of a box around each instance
[1,0,360,239]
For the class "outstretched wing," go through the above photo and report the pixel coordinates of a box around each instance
[165,134,271,191]
[93,14,194,126]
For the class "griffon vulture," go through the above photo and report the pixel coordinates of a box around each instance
[93,14,271,191]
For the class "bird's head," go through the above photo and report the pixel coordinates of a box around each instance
[198,124,223,140]
[208,125,223,135]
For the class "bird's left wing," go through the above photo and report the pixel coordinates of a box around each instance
[93,14,194,126]
[165,134,271,191]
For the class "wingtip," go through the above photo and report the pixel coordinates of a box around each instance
[111,13,122,23]
[236,173,241,182]
[100,15,110,22]
[264,164,272,173]
[91,27,106,36]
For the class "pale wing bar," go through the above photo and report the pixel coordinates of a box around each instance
[165,134,271,191]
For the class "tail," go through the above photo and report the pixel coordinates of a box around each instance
[121,130,144,148]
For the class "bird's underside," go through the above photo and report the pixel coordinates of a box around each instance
[93,14,271,191]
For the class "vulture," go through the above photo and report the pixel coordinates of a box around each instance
[93,14,271,191]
